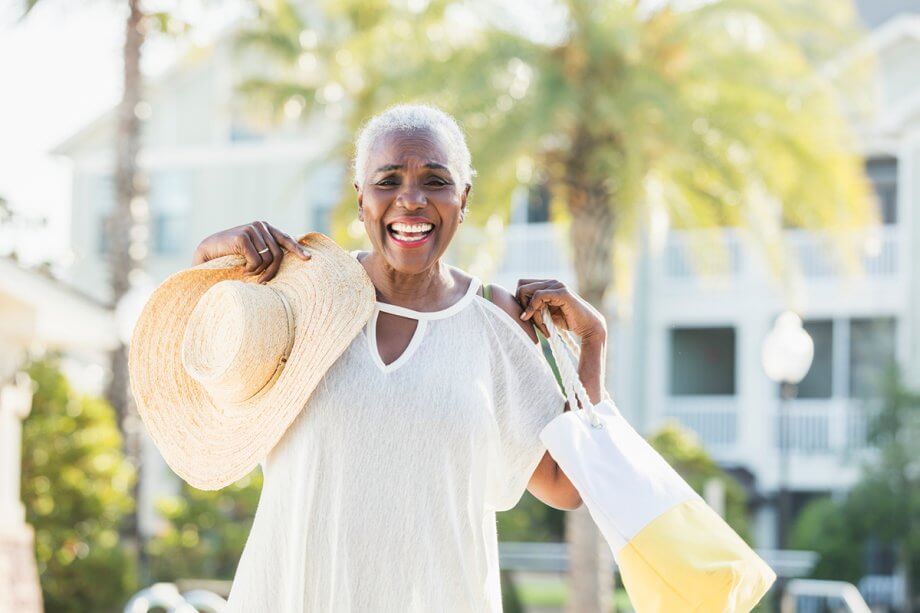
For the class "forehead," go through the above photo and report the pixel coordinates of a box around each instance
[368,127,452,169]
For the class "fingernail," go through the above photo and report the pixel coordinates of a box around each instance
[519,311,528,320]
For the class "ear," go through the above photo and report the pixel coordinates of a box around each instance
[460,184,471,222]
[355,182,364,221]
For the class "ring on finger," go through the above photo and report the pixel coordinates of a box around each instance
[258,247,270,254]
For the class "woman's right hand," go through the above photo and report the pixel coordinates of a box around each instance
[192,221,311,283]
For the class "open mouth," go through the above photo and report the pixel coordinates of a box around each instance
[387,222,435,246]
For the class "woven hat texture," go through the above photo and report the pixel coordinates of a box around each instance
[128,232,375,490]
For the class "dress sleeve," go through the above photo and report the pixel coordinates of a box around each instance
[484,308,568,512]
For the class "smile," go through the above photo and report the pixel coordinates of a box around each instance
[387,222,434,247]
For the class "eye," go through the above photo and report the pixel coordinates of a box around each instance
[426,177,449,187]
[375,178,398,187]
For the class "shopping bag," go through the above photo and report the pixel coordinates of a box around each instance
[537,307,776,612]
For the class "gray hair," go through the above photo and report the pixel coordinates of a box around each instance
[352,103,476,188]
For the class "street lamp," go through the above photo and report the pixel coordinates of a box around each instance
[761,311,814,550]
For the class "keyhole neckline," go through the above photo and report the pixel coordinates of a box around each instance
[349,250,482,321]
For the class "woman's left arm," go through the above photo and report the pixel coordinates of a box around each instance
[488,280,607,511]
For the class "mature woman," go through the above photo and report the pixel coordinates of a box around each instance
[193,104,608,612]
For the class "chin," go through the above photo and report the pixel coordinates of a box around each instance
[379,229,439,267]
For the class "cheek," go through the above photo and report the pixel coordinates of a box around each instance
[359,194,389,222]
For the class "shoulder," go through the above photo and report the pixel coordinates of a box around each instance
[477,282,541,345]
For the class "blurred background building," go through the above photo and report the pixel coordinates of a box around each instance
[0,0,905,609]
[51,2,920,557]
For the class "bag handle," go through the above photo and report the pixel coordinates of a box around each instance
[540,305,607,428]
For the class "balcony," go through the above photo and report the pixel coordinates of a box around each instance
[492,222,574,288]
[660,396,739,449]
[656,225,901,287]
[491,222,902,300]
[661,397,877,461]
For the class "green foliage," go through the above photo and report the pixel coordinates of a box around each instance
[21,355,137,613]
[145,469,263,581]
[648,423,752,541]
[497,490,565,542]
[790,363,920,591]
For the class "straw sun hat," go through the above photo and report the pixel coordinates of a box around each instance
[128,232,376,490]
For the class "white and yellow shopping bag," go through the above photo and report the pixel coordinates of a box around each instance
[537,307,776,612]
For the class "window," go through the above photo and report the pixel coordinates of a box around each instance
[795,320,833,399]
[865,157,898,225]
[849,317,896,398]
[229,99,269,143]
[92,175,115,255]
[94,171,190,257]
[670,327,736,395]
[308,163,344,235]
[148,171,191,255]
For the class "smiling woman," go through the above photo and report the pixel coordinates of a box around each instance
[353,106,473,276]
[186,103,609,613]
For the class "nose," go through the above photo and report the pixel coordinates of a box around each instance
[395,182,427,209]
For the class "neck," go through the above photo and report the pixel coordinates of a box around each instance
[360,251,459,310]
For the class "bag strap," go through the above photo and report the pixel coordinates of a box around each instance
[481,283,566,393]
[540,306,605,428]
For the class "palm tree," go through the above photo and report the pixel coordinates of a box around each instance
[20,0,150,584]
[237,1,877,609]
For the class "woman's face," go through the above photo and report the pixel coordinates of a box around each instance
[355,128,470,274]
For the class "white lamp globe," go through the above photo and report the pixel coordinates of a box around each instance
[761,311,814,384]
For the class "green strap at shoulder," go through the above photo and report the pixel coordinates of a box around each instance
[481,282,565,395]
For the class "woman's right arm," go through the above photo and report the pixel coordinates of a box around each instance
[192,220,311,283]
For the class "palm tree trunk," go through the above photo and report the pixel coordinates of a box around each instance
[564,171,616,612]
[104,0,147,586]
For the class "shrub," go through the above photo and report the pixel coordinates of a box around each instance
[21,355,137,612]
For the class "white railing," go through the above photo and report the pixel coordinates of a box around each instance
[785,226,899,278]
[664,230,743,279]
[496,222,572,280]
[775,398,879,455]
[661,397,739,448]
[492,222,901,288]
[659,225,900,284]
[660,398,877,458]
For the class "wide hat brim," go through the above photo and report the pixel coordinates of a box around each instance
[128,232,376,490]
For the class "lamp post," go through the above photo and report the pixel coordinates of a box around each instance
[761,311,813,611]
[761,311,814,549]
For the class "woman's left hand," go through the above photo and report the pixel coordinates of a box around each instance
[515,278,607,342]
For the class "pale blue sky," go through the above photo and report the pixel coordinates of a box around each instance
[0,0,244,265]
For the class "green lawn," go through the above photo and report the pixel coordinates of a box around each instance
[515,577,634,611]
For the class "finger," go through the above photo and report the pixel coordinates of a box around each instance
[516,280,557,311]
[266,224,311,261]
[237,232,263,274]
[255,222,284,283]
[517,278,556,284]
[515,279,551,301]
[244,224,272,274]
[520,288,565,321]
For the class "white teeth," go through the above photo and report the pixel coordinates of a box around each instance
[392,232,427,242]
[390,222,433,233]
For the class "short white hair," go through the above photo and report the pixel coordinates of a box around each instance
[352,103,476,188]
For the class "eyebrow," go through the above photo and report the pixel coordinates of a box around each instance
[373,162,451,174]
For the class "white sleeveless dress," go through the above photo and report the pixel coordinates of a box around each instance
[225,253,567,612]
